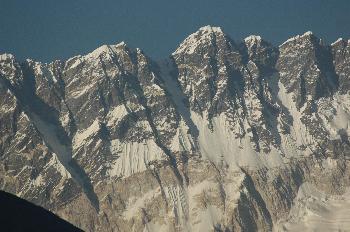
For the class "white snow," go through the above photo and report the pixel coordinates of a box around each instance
[89,45,112,59]
[317,94,350,140]
[30,61,58,83]
[244,35,262,43]
[165,185,190,230]
[69,81,97,99]
[277,81,314,156]
[45,153,71,178]
[191,112,285,169]
[280,31,314,47]
[60,113,70,128]
[160,59,303,171]
[143,222,168,232]
[144,83,166,98]
[303,31,313,36]
[32,174,44,187]
[0,53,14,61]
[105,104,129,127]
[65,56,83,70]
[30,112,72,165]
[73,119,100,150]
[187,172,244,231]
[276,183,350,232]
[330,101,350,130]
[172,25,223,55]
[169,120,196,153]
[331,38,344,46]
[85,41,127,59]
[123,188,162,219]
[158,60,197,154]
[195,205,221,231]
[199,25,223,33]
[108,138,167,178]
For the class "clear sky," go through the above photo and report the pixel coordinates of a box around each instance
[1,0,349,62]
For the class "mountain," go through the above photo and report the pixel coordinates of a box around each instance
[0,25,350,231]
[0,190,82,232]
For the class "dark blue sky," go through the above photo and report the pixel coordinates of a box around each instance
[1,0,349,62]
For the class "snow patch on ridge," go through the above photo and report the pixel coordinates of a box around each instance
[105,104,129,127]
[45,153,72,178]
[73,119,101,150]
[280,31,314,47]
[331,38,344,46]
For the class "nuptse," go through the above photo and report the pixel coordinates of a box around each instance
[0,26,350,231]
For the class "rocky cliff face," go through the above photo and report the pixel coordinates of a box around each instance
[1,26,350,231]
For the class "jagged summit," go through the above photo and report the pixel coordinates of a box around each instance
[172,25,228,55]
[280,31,318,46]
[331,37,350,47]
[0,53,15,61]
[198,25,224,33]
[243,34,273,51]
[332,38,344,46]
[85,41,129,58]
[244,35,262,43]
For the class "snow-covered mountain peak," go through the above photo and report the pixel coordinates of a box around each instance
[116,41,127,47]
[84,41,131,59]
[0,53,15,62]
[244,35,262,44]
[88,44,112,57]
[86,44,119,59]
[243,35,276,65]
[198,25,223,34]
[302,30,314,37]
[0,53,25,85]
[172,25,228,56]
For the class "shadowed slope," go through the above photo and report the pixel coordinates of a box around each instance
[0,190,83,232]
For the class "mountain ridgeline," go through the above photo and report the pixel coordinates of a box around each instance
[1,26,350,231]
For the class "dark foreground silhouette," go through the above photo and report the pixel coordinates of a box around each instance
[0,190,83,232]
